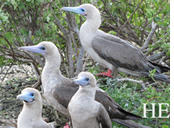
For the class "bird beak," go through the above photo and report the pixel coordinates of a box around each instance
[61,7,87,16]
[17,92,34,102]
[74,77,89,86]
[19,45,45,55]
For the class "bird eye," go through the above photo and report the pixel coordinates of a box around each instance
[85,78,89,81]
[40,47,45,50]
[30,92,34,97]
[81,8,85,12]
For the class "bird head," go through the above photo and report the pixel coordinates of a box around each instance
[74,72,97,88]
[17,88,41,105]
[19,41,57,56]
[19,41,61,61]
[61,4,100,20]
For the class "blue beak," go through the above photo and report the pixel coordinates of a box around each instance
[74,76,89,86]
[17,92,34,102]
[61,7,87,16]
[19,45,45,55]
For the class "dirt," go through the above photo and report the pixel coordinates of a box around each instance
[0,64,67,128]
[0,77,36,127]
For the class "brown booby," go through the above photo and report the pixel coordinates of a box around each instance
[17,88,50,128]
[19,41,147,128]
[68,72,112,128]
[61,4,170,82]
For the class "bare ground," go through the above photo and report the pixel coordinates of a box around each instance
[0,64,67,128]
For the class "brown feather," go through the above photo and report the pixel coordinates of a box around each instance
[53,78,141,121]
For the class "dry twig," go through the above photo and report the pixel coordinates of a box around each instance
[116,78,146,89]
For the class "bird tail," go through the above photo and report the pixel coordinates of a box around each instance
[112,119,150,128]
[118,107,142,120]
[143,72,170,83]
[149,61,170,73]
[112,101,142,120]
[153,73,170,83]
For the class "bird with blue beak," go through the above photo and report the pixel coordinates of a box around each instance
[61,4,170,82]
[61,6,88,16]
[17,88,35,103]
[68,72,112,128]
[17,88,50,128]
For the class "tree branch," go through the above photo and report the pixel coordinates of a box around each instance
[120,0,144,30]
[141,21,158,50]
[75,46,85,75]
[67,35,74,77]
[0,34,16,60]
[117,78,146,89]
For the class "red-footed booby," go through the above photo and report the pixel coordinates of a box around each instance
[17,88,50,128]
[68,72,112,128]
[19,41,148,128]
[61,4,170,82]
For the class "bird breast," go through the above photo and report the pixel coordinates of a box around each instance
[79,28,113,70]
[69,93,99,120]
[80,37,113,69]
[41,73,60,93]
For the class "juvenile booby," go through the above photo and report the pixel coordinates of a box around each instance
[17,88,50,128]
[68,72,112,128]
[61,4,170,82]
[19,41,147,128]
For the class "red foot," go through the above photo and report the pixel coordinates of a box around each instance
[64,123,70,128]
[97,69,113,78]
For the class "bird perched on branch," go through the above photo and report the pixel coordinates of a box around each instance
[61,4,169,82]
[17,88,50,128]
[19,41,147,128]
[68,72,112,128]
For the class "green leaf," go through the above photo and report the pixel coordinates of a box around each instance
[162,125,169,128]
[35,30,42,36]
[4,32,13,39]
[19,28,27,35]
[0,15,8,22]
[46,16,50,22]
[19,3,25,10]
[154,16,161,22]
[11,0,18,9]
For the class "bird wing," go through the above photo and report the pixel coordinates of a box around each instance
[95,90,141,120]
[53,78,141,120]
[97,103,112,128]
[91,31,157,72]
[52,77,141,123]
[52,78,78,108]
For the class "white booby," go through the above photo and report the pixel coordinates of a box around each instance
[61,4,169,82]
[68,72,112,128]
[19,41,148,128]
[17,88,50,128]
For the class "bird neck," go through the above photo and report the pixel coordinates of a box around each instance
[22,102,42,119]
[81,14,101,32]
[78,86,96,100]
[41,55,64,93]
[45,53,61,68]
[43,55,62,78]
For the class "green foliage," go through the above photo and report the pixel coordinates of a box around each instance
[89,65,170,128]
[0,0,170,66]
[149,69,156,81]
[0,0,170,128]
